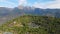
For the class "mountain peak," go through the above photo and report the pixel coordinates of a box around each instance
[17,5,35,10]
[18,5,24,9]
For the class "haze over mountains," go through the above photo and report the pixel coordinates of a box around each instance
[0,6,60,25]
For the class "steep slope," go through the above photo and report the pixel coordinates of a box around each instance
[0,15,60,34]
[0,7,23,25]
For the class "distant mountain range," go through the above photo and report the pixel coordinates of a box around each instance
[0,6,60,25]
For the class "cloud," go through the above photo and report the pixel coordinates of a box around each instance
[45,0,60,9]
[1,0,60,8]
[33,2,46,9]
[19,0,27,5]
[33,0,60,9]
[45,2,60,8]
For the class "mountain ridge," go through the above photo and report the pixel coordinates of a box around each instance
[0,6,60,25]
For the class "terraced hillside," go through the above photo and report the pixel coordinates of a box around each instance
[0,15,60,34]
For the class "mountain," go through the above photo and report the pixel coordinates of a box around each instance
[0,6,60,25]
[17,6,60,18]
[0,7,22,25]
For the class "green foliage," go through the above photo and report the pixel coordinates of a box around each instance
[0,15,60,34]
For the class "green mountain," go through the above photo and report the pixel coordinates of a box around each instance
[0,15,60,34]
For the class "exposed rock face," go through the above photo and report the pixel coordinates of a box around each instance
[3,32,13,34]
[28,22,40,28]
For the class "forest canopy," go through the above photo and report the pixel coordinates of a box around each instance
[0,15,60,34]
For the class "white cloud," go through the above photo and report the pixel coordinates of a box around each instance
[33,0,60,9]
[33,2,46,9]
[45,2,60,8]
[45,0,60,9]
[19,0,27,5]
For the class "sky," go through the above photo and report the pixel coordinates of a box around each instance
[0,0,60,9]
[0,0,18,8]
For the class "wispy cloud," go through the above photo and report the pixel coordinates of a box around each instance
[33,2,44,8]
[18,0,60,9]
[0,0,60,8]
[19,0,27,5]
[33,0,60,9]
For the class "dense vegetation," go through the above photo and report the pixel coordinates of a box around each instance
[0,15,60,34]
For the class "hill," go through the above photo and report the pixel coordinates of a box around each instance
[0,15,60,34]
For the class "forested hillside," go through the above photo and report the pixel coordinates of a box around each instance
[0,15,60,34]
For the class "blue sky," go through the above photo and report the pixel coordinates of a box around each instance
[0,0,18,8]
[0,0,60,8]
